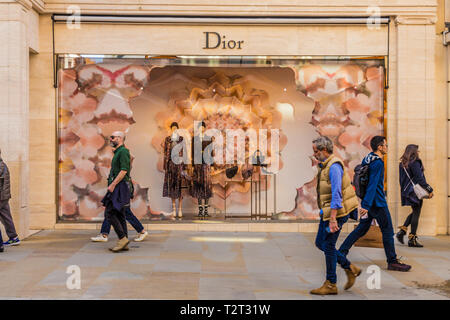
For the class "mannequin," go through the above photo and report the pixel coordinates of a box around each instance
[162,122,186,219]
[190,121,213,218]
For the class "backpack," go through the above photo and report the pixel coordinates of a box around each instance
[353,163,370,199]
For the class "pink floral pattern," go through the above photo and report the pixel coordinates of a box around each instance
[276,60,384,220]
[58,63,162,220]
[58,59,384,221]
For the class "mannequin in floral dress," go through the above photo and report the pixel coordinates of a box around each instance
[163,122,186,219]
[190,121,213,218]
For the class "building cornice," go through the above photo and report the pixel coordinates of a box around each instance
[14,0,32,10]
[30,0,45,13]
[39,2,438,17]
[395,15,437,25]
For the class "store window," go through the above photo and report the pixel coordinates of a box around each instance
[57,55,385,221]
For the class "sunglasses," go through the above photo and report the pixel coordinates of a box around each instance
[110,136,118,139]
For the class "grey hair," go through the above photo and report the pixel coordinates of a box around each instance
[312,136,333,153]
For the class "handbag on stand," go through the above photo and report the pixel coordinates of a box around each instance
[402,166,429,200]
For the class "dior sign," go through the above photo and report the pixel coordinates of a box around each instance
[203,32,244,50]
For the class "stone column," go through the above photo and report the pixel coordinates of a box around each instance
[392,15,442,236]
[0,0,38,239]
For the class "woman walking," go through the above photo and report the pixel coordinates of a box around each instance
[397,144,433,247]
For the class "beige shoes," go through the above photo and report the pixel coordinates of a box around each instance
[310,280,338,295]
[109,237,130,253]
[344,264,362,290]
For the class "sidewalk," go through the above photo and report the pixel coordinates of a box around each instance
[0,229,449,299]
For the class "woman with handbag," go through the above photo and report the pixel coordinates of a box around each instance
[397,144,434,247]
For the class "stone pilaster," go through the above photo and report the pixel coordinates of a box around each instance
[392,14,441,235]
[0,0,37,238]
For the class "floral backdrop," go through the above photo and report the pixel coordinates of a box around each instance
[58,58,384,221]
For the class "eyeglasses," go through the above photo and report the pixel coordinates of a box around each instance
[110,136,117,139]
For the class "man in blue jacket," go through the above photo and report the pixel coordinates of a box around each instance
[339,136,411,272]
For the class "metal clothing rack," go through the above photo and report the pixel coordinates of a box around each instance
[250,165,276,220]
[223,165,277,220]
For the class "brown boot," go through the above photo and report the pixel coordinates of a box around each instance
[344,264,362,290]
[109,237,130,253]
[310,280,338,295]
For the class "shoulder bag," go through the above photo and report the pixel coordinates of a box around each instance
[402,165,429,200]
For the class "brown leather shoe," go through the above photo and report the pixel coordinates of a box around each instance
[310,280,338,295]
[109,237,130,253]
[344,264,362,290]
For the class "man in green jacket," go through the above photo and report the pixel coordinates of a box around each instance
[104,131,132,252]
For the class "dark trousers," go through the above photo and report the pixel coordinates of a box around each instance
[315,214,351,284]
[403,200,423,235]
[100,206,143,235]
[339,205,397,264]
[0,200,18,240]
[104,203,128,240]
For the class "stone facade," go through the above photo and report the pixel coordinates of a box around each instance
[0,0,448,236]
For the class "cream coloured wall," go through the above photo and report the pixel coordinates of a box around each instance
[28,13,56,230]
[0,0,36,238]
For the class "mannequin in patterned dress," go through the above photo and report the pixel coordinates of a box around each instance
[190,121,213,218]
[163,122,186,219]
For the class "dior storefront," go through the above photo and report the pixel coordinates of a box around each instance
[52,16,389,224]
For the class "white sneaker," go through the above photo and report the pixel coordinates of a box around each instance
[91,234,108,242]
[178,211,183,218]
[134,231,148,242]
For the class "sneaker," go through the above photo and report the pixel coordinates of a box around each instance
[3,237,20,246]
[91,234,108,242]
[388,259,411,272]
[0,246,4,252]
[134,231,148,242]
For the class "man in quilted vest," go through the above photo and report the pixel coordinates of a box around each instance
[0,148,20,250]
[310,136,361,295]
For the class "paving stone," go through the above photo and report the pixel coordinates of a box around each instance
[63,252,115,268]
[99,271,144,280]
[81,284,113,299]
[153,258,202,273]
[0,229,448,299]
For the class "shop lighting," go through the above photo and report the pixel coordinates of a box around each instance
[276,103,294,120]
[53,15,390,25]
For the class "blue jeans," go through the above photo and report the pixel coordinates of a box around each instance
[315,214,351,284]
[101,206,144,235]
[339,205,397,264]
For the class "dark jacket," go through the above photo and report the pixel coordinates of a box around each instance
[0,159,11,201]
[361,152,388,210]
[101,180,131,212]
[399,159,433,206]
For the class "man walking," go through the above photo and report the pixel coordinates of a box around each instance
[0,148,20,247]
[310,136,361,295]
[339,136,411,271]
[92,152,147,243]
[101,131,132,252]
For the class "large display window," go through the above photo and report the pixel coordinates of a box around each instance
[57,55,385,222]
